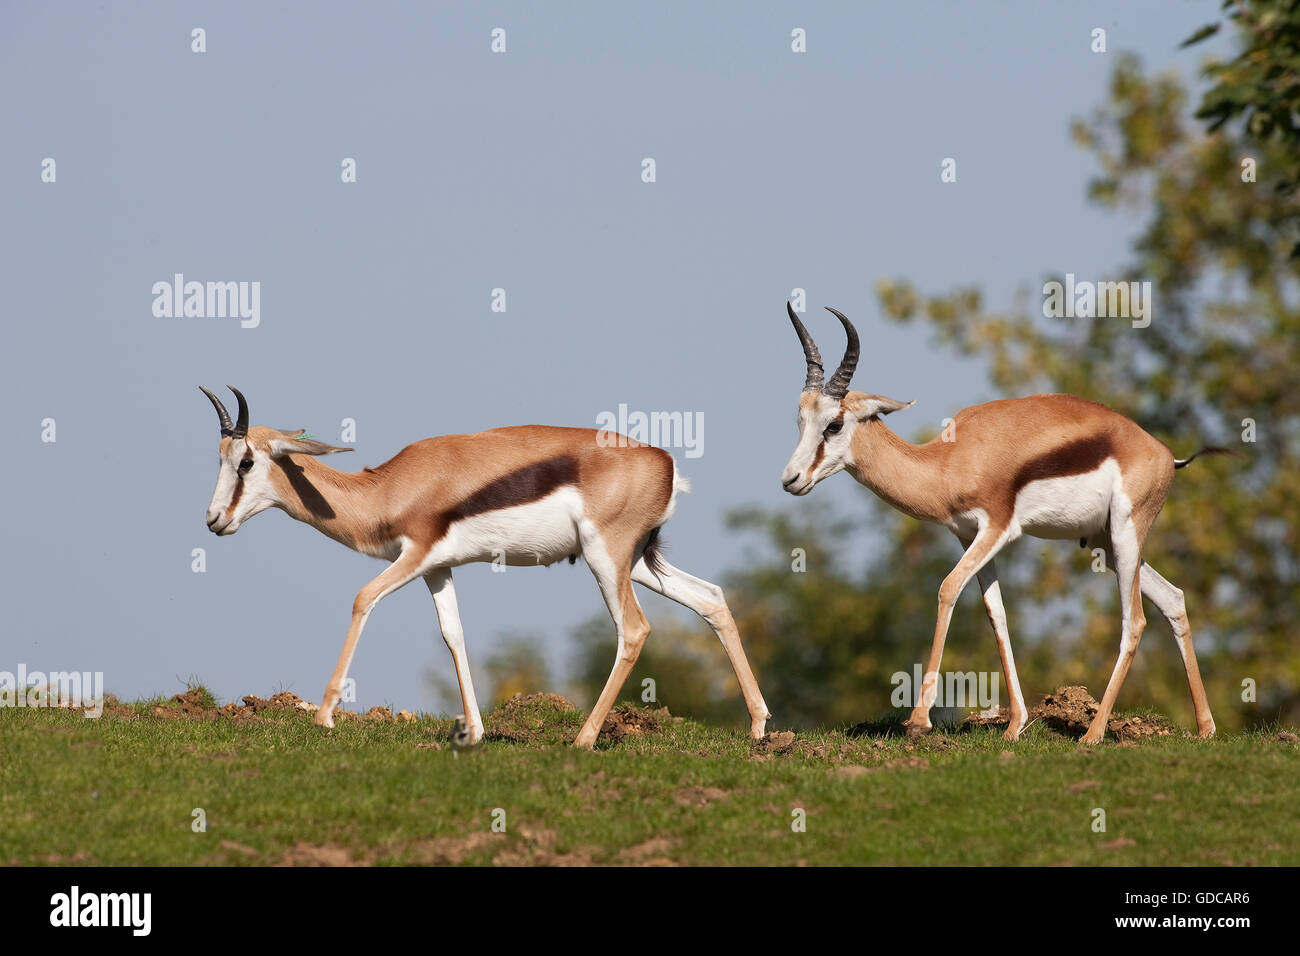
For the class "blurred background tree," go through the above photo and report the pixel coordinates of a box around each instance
[463,3,1300,733]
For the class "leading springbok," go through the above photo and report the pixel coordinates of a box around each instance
[781,304,1225,744]
[199,386,770,748]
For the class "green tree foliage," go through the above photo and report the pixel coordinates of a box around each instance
[1184,0,1300,214]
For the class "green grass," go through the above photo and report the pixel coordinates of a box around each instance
[2,695,1297,866]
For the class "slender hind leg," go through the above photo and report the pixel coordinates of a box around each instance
[631,555,771,739]
[573,530,650,749]
[1082,503,1148,745]
[1139,562,1215,738]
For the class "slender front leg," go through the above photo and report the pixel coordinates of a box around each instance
[907,524,1012,736]
[972,557,1028,740]
[631,555,770,739]
[315,548,427,728]
[424,567,484,743]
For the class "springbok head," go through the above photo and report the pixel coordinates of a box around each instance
[780,305,913,495]
[200,386,350,535]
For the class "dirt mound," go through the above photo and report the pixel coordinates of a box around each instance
[1033,685,1099,736]
[218,691,318,720]
[1032,685,1177,741]
[484,692,580,744]
[754,730,797,755]
[152,688,217,720]
[599,704,674,743]
[83,687,427,726]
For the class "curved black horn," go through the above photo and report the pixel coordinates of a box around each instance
[227,385,250,439]
[200,386,236,436]
[787,302,825,392]
[822,307,860,400]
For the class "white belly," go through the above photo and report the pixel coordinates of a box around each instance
[1013,460,1117,540]
[425,487,585,568]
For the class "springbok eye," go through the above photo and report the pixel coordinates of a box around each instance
[824,421,843,436]
[239,458,254,472]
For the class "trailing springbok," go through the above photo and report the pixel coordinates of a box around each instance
[781,304,1225,744]
[199,386,770,748]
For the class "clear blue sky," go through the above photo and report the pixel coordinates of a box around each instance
[1,2,1232,712]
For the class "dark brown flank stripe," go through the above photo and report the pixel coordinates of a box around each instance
[1008,435,1116,512]
[417,455,583,549]
[446,455,580,522]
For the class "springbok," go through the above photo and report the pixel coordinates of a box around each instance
[781,304,1224,744]
[199,386,770,748]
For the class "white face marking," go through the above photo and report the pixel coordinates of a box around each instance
[781,394,855,495]
[205,438,281,535]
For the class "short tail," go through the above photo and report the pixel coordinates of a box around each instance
[641,464,690,580]
[1174,446,1238,469]
[641,526,669,578]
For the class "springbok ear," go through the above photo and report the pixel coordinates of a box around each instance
[851,394,915,420]
[268,429,352,458]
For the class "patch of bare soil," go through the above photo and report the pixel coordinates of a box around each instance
[570,769,629,810]
[402,832,504,865]
[1032,685,1176,742]
[274,842,358,867]
[599,704,676,743]
[484,692,579,744]
[672,785,731,807]
[217,840,259,858]
[962,707,1009,729]
[616,836,679,866]
[1108,713,1177,741]
[491,824,602,866]
[1100,836,1137,851]
[833,756,930,778]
